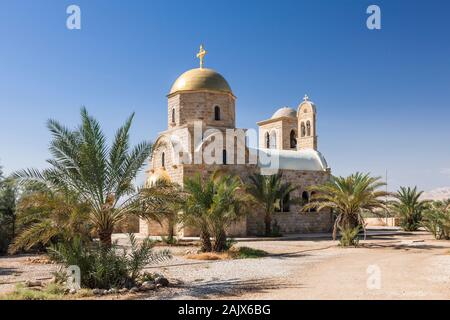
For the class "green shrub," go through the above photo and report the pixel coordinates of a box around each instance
[232,246,268,259]
[48,234,171,289]
[422,204,450,240]
[339,226,361,247]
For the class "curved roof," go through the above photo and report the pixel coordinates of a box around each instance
[271,107,297,119]
[255,148,328,172]
[169,68,232,95]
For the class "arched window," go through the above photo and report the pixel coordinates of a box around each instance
[301,122,306,137]
[222,149,227,165]
[269,131,277,149]
[306,121,311,136]
[290,130,297,149]
[214,106,221,121]
[171,108,175,123]
[282,193,290,212]
[265,132,270,148]
[161,152,165,168]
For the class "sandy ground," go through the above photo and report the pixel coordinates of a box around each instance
[1,231,449,299]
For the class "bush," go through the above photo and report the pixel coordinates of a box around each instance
[339,226,361,247]
[422,205,450,240]
[48,234,171,289]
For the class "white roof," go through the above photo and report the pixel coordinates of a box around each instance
[271,107,297,119]
[253,148,328,172]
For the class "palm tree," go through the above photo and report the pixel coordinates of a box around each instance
[304,172,388,241]
[181,172,249,252]
[0,178,19,254]
[207,174,250,252]
[139,179,185,243]
[9,189,92,253]
[246,172,296,236]
[13,108,153,247]
[181,174,213,252]
[390,186,428,231]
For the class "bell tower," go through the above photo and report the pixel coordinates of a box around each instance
[297,95,317,150]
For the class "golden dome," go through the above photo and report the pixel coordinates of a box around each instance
[169,68,232,96]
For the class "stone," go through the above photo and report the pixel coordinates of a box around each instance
[155,276,169,287]
[156,284,162,289]
[25,280,42,287]
[119,288,128,294]
[129,287,140,293]
[69,288,77,294]
[92,288,102,295]
[108,288,118,295]
[140,282,156,291]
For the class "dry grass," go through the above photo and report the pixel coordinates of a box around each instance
[185,247,268,261]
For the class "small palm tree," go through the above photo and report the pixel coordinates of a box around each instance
[181,174,215,252]
[9,189,92,253]
[246,172,296,236]
[13,108,154,248]
[422,200,450,240]
[304,172,388,241]
[390,186,428,231]
[139,179,185,243]
[181,172,250,252]
[207,174,250,252]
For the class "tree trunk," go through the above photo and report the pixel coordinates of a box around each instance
[200,228,212,252]
[98,230,112,248]
[212,229,227,252]
[167,218,175,243]
[264,212,272,237]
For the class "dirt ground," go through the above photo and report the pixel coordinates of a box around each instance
[1,231,449,300]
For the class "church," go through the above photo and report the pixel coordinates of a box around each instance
[139,46,333,237]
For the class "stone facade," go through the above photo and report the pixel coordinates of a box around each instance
[139,59,334,238]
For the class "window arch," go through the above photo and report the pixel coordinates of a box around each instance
[171,108,175,123]
[265,132,270,148]
[222,149,227,165]
[306,121,311,136]
[290,130,297,148]
[214,106,221,121]
[161,152,165,168]
[301,122,306,137]
[269,131,277,149]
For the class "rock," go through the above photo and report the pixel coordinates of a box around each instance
[155,277,169,287]
[25,280,42,287]
[108,288,118,295]
[119,288,128,294]
[140,282,156,291]
[69,288,77,295]
[156,284,162,289]
[129,287,140,293]
[92,288,102,295]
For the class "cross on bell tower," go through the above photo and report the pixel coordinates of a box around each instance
[196,45,207,69]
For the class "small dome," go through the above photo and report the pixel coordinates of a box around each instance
[169,68,232,95]
[271,107,297,119]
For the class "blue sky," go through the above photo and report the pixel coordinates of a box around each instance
[0,0,449,191]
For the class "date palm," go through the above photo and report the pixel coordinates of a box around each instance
[246,172,296,236]
[390,186,429,231]
[9,188,92,253]
[13,108,153,247]
[304,172,388,241]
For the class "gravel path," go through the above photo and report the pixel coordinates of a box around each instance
[1,232,449,299]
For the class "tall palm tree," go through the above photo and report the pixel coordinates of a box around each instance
[390,186,429,231]
[304,172,388,240]
[246,172,296,236]
[13,108,153,247]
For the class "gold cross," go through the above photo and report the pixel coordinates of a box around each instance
[196,45,207,69]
